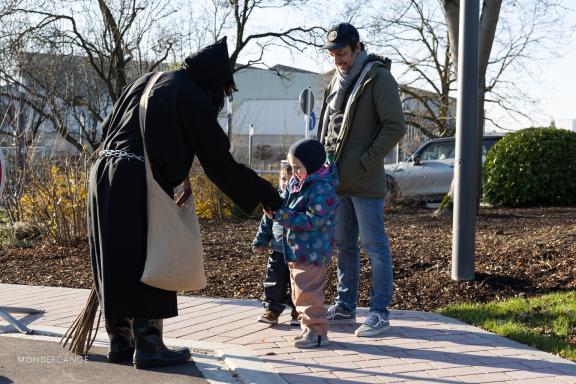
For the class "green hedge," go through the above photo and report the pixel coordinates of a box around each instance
[483,127,576,207]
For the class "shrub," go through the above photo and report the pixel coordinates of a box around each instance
[483,127,576,207]
[19,159,88,243]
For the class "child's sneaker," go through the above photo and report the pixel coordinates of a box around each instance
[257,309,280,324]
[293,329,305,341]
[325,304,356,324]
[293,328,330,348]
[290,307,300,326]
[354,312,390,337]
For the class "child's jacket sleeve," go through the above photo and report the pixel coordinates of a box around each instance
[252,213,273,249]
[274,182,337,231]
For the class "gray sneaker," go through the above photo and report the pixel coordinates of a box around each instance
[293,328,330,349]
[325,304,356,324]
[355,312,390,337]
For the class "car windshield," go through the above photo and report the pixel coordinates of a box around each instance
[418,142,455,160]
[411,137,502,161]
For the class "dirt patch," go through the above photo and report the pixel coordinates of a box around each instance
[1,206,575,312]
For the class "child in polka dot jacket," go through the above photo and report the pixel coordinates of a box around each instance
[269,138,338,349]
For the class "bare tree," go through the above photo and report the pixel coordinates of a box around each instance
[179,1,325,72]
[0,0,180,152]
[357,0,567,140]
[442,0,567,131]
[368,0,456,139]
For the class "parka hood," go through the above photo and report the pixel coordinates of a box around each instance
[366,54,391,70]
[183,37,236,92]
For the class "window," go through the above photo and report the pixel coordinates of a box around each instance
[419,142,455,161]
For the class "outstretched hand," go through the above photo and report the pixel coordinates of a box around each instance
[258,177,283,211]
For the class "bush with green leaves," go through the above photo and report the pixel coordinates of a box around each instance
[483,127,576,207]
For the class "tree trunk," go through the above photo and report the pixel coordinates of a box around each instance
[476,0,501,206]
[443,0,460,77]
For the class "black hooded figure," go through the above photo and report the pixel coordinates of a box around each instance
[88,37,282,369]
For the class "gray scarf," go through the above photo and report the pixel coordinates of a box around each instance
[326,50,368,112]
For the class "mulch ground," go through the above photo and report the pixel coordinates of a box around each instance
[1,206,575,312]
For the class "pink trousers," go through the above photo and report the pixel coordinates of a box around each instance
[288,262,328,336]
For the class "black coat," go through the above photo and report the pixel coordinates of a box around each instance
[89,39,280,319]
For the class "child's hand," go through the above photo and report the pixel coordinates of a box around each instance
[264,209,275,219]
[252,246,268,255]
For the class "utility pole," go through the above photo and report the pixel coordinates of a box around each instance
[452,0,480,281]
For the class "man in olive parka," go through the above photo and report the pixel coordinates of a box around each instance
[318,23,406,338]
[88,37,281,369]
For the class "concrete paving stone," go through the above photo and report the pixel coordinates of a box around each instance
[331,366,385,379]
[326,375,384,383]
[266,358,319,368]
[552,365,576,375]
[255,346,301,355]
[308,361,363,374]
[358,359,396,370]
[557,375,576,384]
[382,362,440,374]
[313,353,366,365]
[377,370,440,383]
[290,349,342,359]
[457,372,519,383]
[195,335,234,343]
[506,369,566,380]
[475,363,528,374]
[280,372,334,383]
[506,378,575,384]
[250,341,284,350]
[254,351,295,361]
[276,364,315,374]
[520,359,568,370]
[427,365,484,378]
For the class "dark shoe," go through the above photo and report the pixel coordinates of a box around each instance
[257,309,280,324]
[105,317,135,363]
[290,307,300,326]
[132,318,191,369]
[325,304,356,324]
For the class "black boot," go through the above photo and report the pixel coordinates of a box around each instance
[132,318,191,369]
[105,317,135,363]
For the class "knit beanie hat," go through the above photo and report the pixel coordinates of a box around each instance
[288,138,326,174]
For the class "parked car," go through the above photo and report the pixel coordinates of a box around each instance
[385,135,504,202]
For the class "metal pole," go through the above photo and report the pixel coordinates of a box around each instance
[248,124,254,168]
[452,0,480,281]
[226,96,233,141]
[305,87,312,139]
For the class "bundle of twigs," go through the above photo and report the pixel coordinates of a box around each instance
[60,285,101,355]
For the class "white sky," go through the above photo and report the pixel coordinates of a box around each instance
[236,2,576,132]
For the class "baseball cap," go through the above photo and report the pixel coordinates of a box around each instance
[323,23,360,50]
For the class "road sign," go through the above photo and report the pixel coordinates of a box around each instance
[0,146,5,198]
[308,111,316,131]
[299,88,314,116]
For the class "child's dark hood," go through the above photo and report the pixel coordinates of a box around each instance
[183,37,236,91]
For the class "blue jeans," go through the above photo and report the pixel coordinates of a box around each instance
[334,197,393,316]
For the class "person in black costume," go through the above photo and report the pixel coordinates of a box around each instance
[88,37,282,369]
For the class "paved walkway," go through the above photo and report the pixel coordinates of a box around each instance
[1,283,575,383]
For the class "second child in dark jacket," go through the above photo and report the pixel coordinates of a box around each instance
[252,163,298,325]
